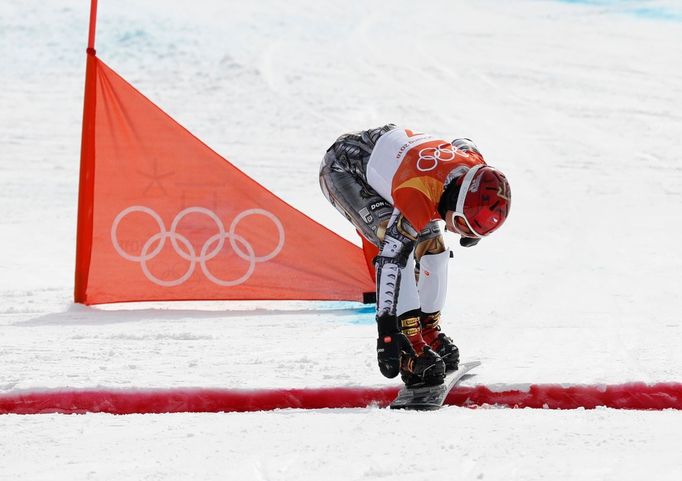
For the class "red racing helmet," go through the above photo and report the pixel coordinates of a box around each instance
[443,165,511,238]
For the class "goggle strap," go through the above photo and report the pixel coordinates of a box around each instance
[455,164,485,214]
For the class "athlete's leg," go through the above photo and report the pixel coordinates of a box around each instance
[414,223,460,370]
[414,223,448,314]
[319,146,393,247]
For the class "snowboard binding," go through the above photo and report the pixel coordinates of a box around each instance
[400,346,446,387]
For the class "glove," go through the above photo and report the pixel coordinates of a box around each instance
[459,236,480,248]
[376,313,415,378]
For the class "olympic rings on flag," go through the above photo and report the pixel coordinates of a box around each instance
[416,145,457,172]
[111,206,285,287]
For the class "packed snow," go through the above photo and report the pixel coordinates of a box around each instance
[1,0,682,479]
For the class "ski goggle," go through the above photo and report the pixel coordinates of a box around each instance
[446,211,481,238]
[444,164,485,238]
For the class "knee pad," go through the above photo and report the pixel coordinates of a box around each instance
[417,249,450,313]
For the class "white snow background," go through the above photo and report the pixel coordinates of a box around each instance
[1,0,682,479]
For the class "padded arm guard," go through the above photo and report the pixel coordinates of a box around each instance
[451,138,480,155]
[374,210,416,318]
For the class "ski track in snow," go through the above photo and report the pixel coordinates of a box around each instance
[1,0,682,479]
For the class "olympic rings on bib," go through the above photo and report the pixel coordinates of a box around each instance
[416,145,457,172]
[111,206,285,287]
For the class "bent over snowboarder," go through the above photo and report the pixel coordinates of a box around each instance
[319,125,511,387]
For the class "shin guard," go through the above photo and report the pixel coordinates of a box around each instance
[396,256,420,317]
[417,249,449,314]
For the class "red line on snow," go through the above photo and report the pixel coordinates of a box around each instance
[447,383,682,410]
[2,383,682,415]
[0,387,399,415]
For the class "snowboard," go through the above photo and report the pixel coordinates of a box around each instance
[389,360,481,411]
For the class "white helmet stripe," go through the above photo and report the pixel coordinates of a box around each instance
[454,164,485,214]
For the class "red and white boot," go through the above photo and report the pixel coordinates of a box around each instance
[398,311,446,387]
[420,311,460,372]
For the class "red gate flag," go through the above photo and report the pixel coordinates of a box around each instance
[74,52,375,304]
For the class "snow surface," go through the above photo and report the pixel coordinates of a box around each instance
[1,0,682,479]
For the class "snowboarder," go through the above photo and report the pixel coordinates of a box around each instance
[319,125,511,387]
